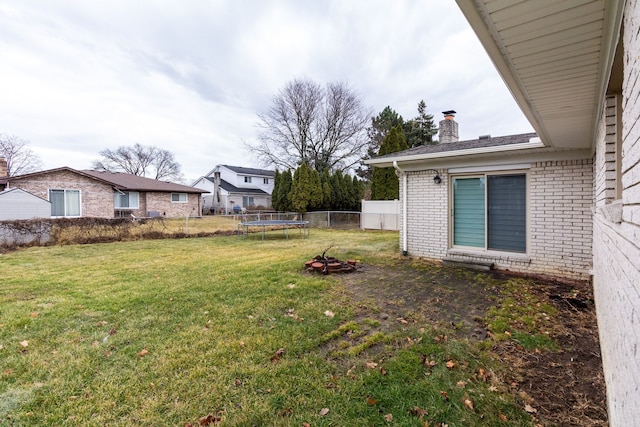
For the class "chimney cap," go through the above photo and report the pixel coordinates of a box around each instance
[442,110,456,116]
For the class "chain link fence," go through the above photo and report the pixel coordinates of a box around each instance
[234,211,361,229]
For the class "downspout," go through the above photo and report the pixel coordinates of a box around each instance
[393,161,408,256]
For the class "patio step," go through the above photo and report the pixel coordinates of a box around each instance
[442,257,494,271]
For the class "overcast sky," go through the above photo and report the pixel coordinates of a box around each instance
[0,0,533,183]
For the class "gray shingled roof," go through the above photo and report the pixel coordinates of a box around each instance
[374,132,538,160]
[222,165,275,177]
[204,177,269,195]
[81,170,206,193]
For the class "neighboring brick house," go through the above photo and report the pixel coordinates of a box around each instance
[3,167,205,218]
[192,165,274,214]
[369,1,639,424]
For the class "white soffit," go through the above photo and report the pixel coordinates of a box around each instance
[456,0,624,149]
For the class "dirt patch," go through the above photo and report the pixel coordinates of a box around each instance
[336,261,607,427]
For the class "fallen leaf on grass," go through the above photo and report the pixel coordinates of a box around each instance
[19,340,28,348]
[287,283,296,289]
[346,365,357,380]
[197,413,222,426]
[137,348,149,358]
[30,312,39,318]
[271,347,285,363]
[420,354,437,367]
[456,380,467,388]
[489,385,498,392]
[396,317,408,324]
[445,360,455,369]
[278,407,293,417]
[319,407,330,416]
[524,404,537,413]
[463,398,474,410]
[384,413,393,422]
[379,367,387,376]
[476,368,490,382]
[499,413,508,422]
[367,397,379,405]
[409,406,428,418]
[366,362,378,369]
[302,423,311,427]
[324,310,335,318]
[439,391,449,400]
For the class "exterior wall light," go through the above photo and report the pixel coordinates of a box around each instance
[425,169,442,184]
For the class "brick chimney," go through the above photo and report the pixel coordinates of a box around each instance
[438,110,458,143]
[0,157,7,178]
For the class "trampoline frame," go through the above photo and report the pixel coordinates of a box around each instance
[237,219,310,240]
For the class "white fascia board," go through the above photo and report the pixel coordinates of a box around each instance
[365,140,546,168]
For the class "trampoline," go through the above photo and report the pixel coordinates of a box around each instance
[237,219,310,240]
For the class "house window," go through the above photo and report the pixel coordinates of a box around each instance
[242,196,254,207]
[114,191,139,209]
[452,173,526,253]
[263,178,269,184]
[49,189,81,217]
[244,176,252,183]
[171,193,187,203]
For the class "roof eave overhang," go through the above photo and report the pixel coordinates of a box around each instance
[366,139,545,168]
[454,0,625,150]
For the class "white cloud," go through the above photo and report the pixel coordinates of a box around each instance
[0,0,533,182]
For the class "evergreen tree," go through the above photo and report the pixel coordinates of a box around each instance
[371,126,406,200]
[357,106,404,180]
[271,169,281,211]
[352,175,364,211]
[273,169,293,212]
[330,170,346,210]
[290,163,322,214]
[403,100,437,148]
[320,169,333,210]
[342,172,356,210]
[309,168,323,211]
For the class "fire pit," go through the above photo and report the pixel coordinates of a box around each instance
[304,247,357,274]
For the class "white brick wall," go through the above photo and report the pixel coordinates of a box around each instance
[402,159,593,280]
[593,0,640,424]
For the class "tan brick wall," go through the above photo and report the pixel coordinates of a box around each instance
[593,1,640,424]
[9,170,114,218]
[144,192,200,218]
[9,170,202,218]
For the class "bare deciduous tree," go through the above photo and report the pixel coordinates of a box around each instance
[0,134,44,176]
[92,143,183,181]
[247,78,371,174]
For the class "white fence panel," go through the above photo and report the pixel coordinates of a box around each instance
[361,200,399,230]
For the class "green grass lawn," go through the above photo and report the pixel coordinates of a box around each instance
[0,230,536,426]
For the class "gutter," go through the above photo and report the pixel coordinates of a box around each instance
[392,161,408,256]
[367,139,545,167]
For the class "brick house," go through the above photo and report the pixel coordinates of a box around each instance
[2,166,205,218]
[192,165,274,214]
[368,1,639,424]
[369,115,593,280]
